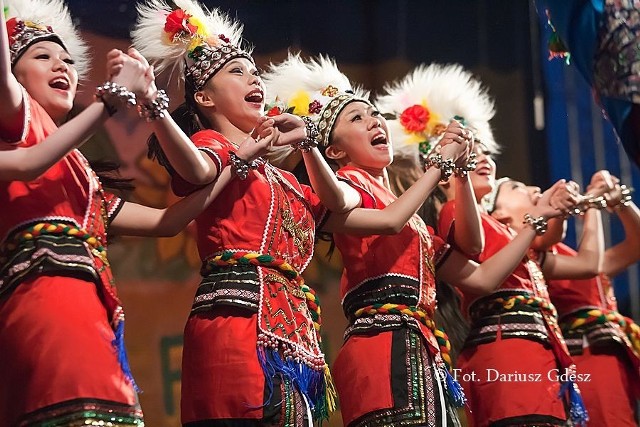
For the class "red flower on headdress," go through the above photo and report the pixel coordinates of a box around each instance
[266,106,282,117]
[218,34,230,44]
[400,104,429,133]
[164,9,198,40]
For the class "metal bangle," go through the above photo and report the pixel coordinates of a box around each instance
[425,153,455,181]
[137,89,170,122]
[454,152,477,178]
[95,82,136,115]
[294,116,319,152]
[523,213,548,235]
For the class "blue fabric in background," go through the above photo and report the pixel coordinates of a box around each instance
[538,3,640,320]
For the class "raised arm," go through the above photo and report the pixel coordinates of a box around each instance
[438,179,576,294]
[0,49,151,181]
[322,130,468,235]
[0,0,23,135]
[110,128,279,237]
[450,138,484,255]
[542,207,603,279]
[602,178,640,277]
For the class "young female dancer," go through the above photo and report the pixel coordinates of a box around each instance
[547,170,640,426]
[377,63,599,426]
[0,0,277,424]
[263,54,581,427]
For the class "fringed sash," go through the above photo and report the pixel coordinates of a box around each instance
[205,251,336,421]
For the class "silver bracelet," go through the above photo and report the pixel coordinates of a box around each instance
[425,153,455,181]
[614,184,634,210]
[95,82,136,115]
[523,213,548,235]
[293,116,319,152]
[228,152,259,180]
[454,152,477,178]
[137,89,170,121]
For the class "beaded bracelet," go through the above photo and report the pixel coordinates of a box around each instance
[425,153,455,181]
[613,184,634,210]
[523,213,548,235]
[138,89,170,122]
[95,82,136,116]
[228,152,259,180]
[293,116,319,152]
[568,194,607,216]
[454,152,478,178]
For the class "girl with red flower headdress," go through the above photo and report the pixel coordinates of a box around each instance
[0,0,271,424]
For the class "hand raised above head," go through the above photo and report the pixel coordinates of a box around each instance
[106,48,157,102]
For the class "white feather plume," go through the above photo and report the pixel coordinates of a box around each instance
[132,0,249,84]
[263,53,369,109]
[375,63,498,160]
[5,0,90,80]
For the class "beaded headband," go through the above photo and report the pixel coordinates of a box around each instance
[375,63,498,166]
[481,177,512,214]
[132,0,253,91]
[5,0,90,80]
[263,54,372,146]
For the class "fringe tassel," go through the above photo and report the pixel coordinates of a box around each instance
[257,347,334,421]
[559,380,589,426]
[112,319,141,393]
[444,368,466,408]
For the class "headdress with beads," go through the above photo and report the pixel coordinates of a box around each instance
[4,0,90,80]
[132,0,253,91]
[481,176,511,214]
[375,63,498,166]
[263,53,372,147]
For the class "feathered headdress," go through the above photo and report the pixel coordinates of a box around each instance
[375,63,498,166]
[132,0,253,91]
[480,176,511,213]
[4,0,90,80]
[263,53,372,146]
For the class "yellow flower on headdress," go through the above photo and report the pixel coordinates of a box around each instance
[289,90,311,116]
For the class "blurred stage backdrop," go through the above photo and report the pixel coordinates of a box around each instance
[63,1,640,425]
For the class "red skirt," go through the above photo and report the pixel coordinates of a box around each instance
[181,308,267,422]
[0,275,141,426]
[573,346,638,426]
[458,338,567,427]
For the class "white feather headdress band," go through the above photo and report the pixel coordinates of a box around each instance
[263,53,372,146]
[5,0,90,80]
[375,63,498,165]
[481,176,511,213]
[132,0,253,90]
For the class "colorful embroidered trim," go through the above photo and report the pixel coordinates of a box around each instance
[563,308,640,356]
[205,251,322,331]
[353,303,465,408]
[1,221,107,265]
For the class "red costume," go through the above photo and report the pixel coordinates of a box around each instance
[331,165,461,427]
[438,200,577,427]
[0,90,143,425]
[166,129,331,425]
[547,242,640,426]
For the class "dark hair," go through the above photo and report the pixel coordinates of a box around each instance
[89,159,134,192]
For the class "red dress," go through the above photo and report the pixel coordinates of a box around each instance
[438,201,573,427]
[166,130,330,426]
[0,89,143,425]
[547,242,640,426]
[331,166,459,427]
